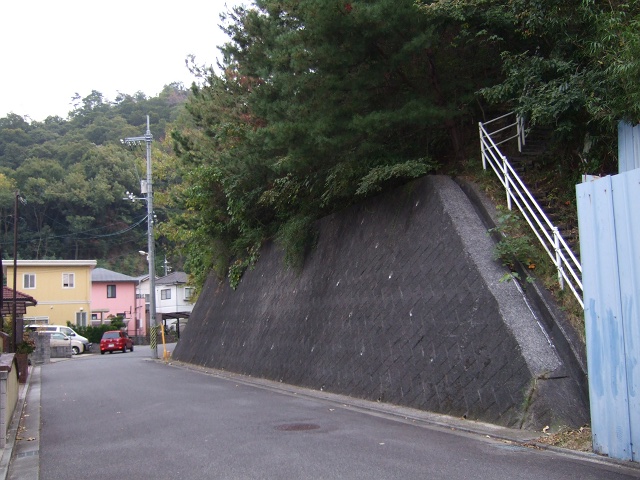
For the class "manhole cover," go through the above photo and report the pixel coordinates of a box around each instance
[274,423,320,432]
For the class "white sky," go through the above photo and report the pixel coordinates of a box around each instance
[0,0,246,122]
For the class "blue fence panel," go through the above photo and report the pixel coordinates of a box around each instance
[613,170,640,462]
[618,122,640,173]
[576,168,640,462]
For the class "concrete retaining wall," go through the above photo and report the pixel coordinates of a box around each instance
[0,355,19,448]
[32,333,71,365]
[173,176,588,429]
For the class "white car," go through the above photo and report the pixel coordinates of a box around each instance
[50,332,71,348]
[26,324,91,355]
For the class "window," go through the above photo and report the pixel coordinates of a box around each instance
[76,311,87,327]
[62,273,75,288]
[23,274,35,289]
[23,316,49,325]
[161,289,171,300]
[107,284,116,298]
[184,287,194,301]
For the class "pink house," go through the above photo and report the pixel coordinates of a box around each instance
[91,268,146,339]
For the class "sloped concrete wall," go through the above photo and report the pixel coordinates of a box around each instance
[173,176,588,429]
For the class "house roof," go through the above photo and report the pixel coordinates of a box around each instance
[92,268,139,283]
[4,259,97,268]
[1,286,37,316]
[155,271,188,286]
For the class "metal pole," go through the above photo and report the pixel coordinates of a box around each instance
[503,156,512,210]
[145,116,158,359]
[12,191,18,352]
[479,123,487,170]
[553,227,564,291]
[122,116,157,359]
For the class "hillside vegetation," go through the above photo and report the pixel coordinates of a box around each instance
[164,0,638,290]
[1,0,638,291]
[0,85,188,275]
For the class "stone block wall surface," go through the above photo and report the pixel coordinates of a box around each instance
[33,333,51,365]
[173,176,588,429]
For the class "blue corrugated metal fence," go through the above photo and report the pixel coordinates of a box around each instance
[576,168,640,462]
[618,122,640,173]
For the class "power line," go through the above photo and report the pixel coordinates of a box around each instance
[0,214,148,246]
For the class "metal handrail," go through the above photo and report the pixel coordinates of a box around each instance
[479,114,583,308]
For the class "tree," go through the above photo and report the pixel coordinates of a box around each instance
[0,173,16,238]
[479,0,640,175]
[0,87,187,267]
[164,0,524,287]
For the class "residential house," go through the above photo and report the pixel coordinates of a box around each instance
[4,260,96,327]
[0,286,37,348]
[1,286,38,319]
[91,268,145,338]
[138,271,194,336]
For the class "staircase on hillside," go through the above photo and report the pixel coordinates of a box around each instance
[479,114,583,307]
[508,127,581,257]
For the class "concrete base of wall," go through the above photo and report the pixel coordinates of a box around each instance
[0,355,19,448]
[50,346,71,359]
[173,176,589,430]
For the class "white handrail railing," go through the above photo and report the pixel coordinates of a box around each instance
[479,114,583,308]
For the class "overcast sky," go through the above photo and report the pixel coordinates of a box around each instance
[0,0,245,122]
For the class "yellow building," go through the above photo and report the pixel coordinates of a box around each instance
[4,260,96,327]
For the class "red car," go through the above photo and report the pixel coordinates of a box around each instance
[100,330,134,354]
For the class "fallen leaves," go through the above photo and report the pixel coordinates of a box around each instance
[536,426,593,452]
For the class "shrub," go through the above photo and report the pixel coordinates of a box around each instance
[67,322,116,344]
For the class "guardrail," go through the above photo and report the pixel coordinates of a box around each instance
[479,113,583,308]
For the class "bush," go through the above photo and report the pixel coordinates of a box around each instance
[67,322,117,344]
[488,207,537,269]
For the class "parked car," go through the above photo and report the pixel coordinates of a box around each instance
[50,332,71,349]
[100,331,133,354]
[25,324,92,355]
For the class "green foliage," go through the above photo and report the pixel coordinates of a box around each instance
[228,243,261,290]
[228,260,246,290]
[355,159,439,196]
[586,3,640,124]
[1,0,633,296]
[275,215,317,270]
[164,0,501,287]
[109,315,126,330]
[488,207,536,269]
[479,0,638,176]
[0,85,188,273]
[67,322,116,344]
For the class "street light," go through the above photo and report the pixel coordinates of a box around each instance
[122,115,158,359]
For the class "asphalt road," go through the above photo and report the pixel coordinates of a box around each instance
[33,346,640,480]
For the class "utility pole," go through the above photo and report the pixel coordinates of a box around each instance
[12,191,26,351]
[122,116,158,359]
[12,191,17,352]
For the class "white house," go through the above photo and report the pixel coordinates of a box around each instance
[137,272,194,336]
